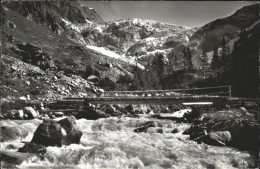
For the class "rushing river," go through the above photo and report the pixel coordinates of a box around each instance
[1,117,255,169]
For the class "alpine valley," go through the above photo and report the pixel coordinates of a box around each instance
[0,1,259,168]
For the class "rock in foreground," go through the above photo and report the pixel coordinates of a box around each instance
[184,108,258,152]
[31,116,82,147]
[134,121,156,133]
[195,131,232,146]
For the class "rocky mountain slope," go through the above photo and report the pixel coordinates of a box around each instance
[0,1,136,100]
[1,1,258,100]
[81,18,198,68]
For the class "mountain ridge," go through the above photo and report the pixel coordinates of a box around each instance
[190,4,259,52]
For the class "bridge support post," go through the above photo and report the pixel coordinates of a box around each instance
[229,85,232,97]
[94,104,97,111]
[214,99,227,110]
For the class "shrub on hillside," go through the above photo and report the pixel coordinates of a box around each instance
[98,77,117,91]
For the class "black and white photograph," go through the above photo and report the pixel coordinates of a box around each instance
[0,0,259,168]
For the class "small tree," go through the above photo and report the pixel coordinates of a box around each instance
[183,47,193,71]
[149,70,161,89]
[84,65,95,79]
[201,50,208,70]
[168,49,177,71]
[129,71,141,90]
[226,44,231,67]
[98,77,117,91]
[220,36,229,67]
[211,47,220,70]
[173,51,178,69]
[157,53,167,77]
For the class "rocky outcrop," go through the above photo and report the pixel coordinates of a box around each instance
[31,116,82,147]
[14,42,55,70]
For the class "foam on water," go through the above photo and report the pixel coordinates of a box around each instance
[1,117,255,168]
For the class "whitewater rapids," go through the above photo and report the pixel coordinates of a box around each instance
[1,117,254,169]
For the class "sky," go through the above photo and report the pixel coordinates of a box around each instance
[80,1,257,28]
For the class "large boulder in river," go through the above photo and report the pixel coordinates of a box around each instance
[134,121,156,133]
[31,116,82,147]
[58,116,83,145]
[31,119,63,147]
[23,107,38,119]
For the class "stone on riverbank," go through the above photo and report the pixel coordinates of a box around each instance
[23,107,38,119]
[76,103,110,120]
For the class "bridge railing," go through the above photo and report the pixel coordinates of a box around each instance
[103,85,231,97]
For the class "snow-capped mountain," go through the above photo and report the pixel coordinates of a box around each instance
[60,4,258,69]
[73,17,197,68]
[6,1,257,69]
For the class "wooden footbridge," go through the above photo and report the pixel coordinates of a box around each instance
[26,85,258,111]
[61,95,227,105]
[62,85,231,105]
